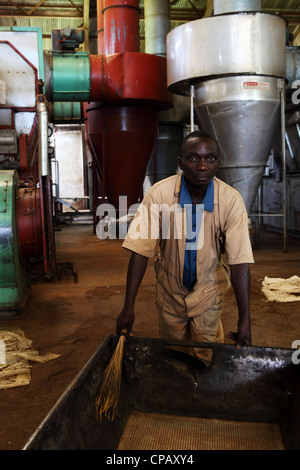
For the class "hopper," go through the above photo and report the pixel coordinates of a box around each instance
[167,5,287,213]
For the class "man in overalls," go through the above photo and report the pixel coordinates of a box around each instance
[117,131,254,365]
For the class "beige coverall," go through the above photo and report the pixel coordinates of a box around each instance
[122,173,254,365]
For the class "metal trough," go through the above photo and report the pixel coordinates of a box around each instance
[24,336,300,450]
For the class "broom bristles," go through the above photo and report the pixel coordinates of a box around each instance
[95,333,126,422]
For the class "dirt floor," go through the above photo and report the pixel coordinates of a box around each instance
[0,221,300,450]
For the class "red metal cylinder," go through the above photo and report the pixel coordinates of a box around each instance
[17,187,43,260]
[97,0,105,54]
[102,0,140,54]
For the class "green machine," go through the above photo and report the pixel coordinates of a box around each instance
[0,171,30,317]
[0,28,87,317]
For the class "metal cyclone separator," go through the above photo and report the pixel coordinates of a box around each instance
[166,0,287,214]
[86,0,173,213]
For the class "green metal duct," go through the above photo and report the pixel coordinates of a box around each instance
[52,52,90,102]
[53,102,82,122]
[0,170,29,317]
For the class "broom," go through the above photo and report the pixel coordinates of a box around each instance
[95,330,127,422]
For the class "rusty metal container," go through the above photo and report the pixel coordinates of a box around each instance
[24,335,300,450]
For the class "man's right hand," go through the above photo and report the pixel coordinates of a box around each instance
[116,252,148,336]
[116,305,135,336]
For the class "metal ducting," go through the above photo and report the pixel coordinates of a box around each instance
[194,76,282,213]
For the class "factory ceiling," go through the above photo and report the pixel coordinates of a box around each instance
[0,0,299,50]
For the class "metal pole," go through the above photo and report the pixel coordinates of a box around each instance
[102,0,140,54]
[213,0,261,15]
[190,84,194,132]
[279,78,287,252]
[83,0,90,53]
[37,95,49,176]
[144,0,170,57]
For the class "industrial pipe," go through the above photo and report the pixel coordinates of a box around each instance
[45,51,171,108]
[102,0,140,54]
[144,0,170,57]
[280,79,287,252]
[51,52,90,102]
[97,0,105,54]
[42,0,172,215]
[37,95,49,176]
[166,3,286,214]
[213,0,261,14]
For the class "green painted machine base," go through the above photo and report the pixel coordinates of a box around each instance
[0,170,30,317]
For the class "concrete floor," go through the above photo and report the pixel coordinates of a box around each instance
[0,221,300,450]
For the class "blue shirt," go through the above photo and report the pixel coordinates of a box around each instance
[179,176,214,291]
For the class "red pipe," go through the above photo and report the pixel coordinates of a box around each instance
[97,0,105,54]
[102,0,140,54]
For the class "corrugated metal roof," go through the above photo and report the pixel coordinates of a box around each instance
[262,0,299,9]
[0,0,299,47]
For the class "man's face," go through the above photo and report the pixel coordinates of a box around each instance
[177,137,220,187]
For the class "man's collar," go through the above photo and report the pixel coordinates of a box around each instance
[178,174,214,212]
[174,172,182,197]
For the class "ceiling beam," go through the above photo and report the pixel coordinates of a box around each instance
[67,0,83,15]
[28,0,47,15]
[203,0,213,18]
[0,3,299,28]
[4,0,29,15]
[0,10,82,18]
[293,28,300,45]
